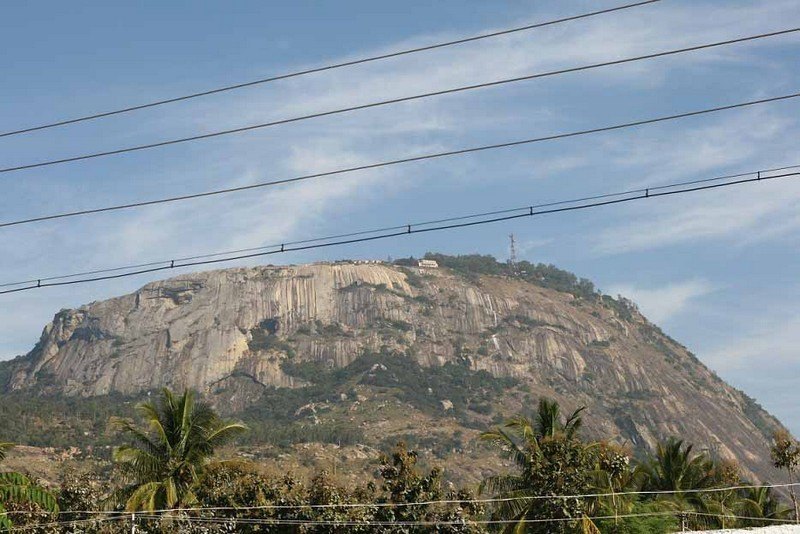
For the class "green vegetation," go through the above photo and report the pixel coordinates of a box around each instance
[417,253,598,300]
[0,360,11,391]
[771,429,800,522]
[233,350,519,449]
[478,400,793,533]
[479,399,596,533]
[277,350,517,424]
[112,388,247,512]
[0,391,795,532]
[248,319,296,357]
[0,391,139,450]
[0,442,59,531]
[1,349,507,453]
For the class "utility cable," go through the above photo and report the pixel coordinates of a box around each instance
[1,162,797,289]
[1,92,799,230]
[0,165,796,295]
[6,482,800,517]
[1,27,797,174]
[0,1,660,139]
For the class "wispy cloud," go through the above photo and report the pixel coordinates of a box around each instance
[607,279,715,324]
[593,107,800,255]
[704,313,800,373]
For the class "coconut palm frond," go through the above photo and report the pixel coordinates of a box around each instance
[112,388,247,513]
[479,474,525,497]
[125,481,163,512]
[480,427,530,470]
[205,422,248,449]
[564,406,586,439]
[535,398,561,438]
[0,481,59,513]
[0,502,11,531]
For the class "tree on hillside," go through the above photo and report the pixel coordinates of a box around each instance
[737,485,791,527]
[0,442,59,531]
[639,438,714,497]
[373,441,483,533]
[638,438,747,530]
[771,429,800,522]
[535,398,584,439]
[112,388,247,512]
[480,399,595,533]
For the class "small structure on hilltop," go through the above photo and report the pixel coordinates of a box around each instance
[417,259,439,269]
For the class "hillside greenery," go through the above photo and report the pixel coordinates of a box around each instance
[397,253,598,300]
[0,350,517,453]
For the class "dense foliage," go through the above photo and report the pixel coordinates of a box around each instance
[0,442,59,531]
[0,348,518,464]
[411,253,598,300]
[112,389,247,512]
[1,389,796,532]
[0,391,139,451]
[239,349,518,449]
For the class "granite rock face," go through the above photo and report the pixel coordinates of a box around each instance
[5,261,785,480]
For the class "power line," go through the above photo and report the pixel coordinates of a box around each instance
[2,512,678,530]
[9,510,796,530]
[137,512,681,526]
[1,165,797,296]
[2,27,797,175]
[2,92,799,231]
[7,515,128,532]
[0,1,661,139]
[7,482,800,517]
[139,511,797,526]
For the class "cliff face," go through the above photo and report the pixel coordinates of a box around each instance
[5,261,784,481]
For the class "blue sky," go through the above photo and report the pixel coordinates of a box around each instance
[1,1,799,432]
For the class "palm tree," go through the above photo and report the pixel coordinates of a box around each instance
[480,399,590,533]
[639,438,724,529]
[640,438,714,495]
[737,486,791,527]
[113,388,247,512]
[535,398,584,439]
[0,442,59,531]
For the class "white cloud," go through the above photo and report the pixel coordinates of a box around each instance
[607,279,715,324]
[703,314,800,373]
[593,107,800,255]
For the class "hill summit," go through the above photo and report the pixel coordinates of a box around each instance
[1,254,785,483]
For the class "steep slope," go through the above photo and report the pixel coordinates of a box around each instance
[2,258,785,482]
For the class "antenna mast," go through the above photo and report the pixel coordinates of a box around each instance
[508,234,518,274]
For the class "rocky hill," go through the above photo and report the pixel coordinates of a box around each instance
[0,255,786,484]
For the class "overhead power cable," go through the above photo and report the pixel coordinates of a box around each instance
[0,512,681,530]
[1,162,797,290]
[2,92,799,231]
[0,0,660,139]
[1,27,797,175]
[6,481,800,517]
[1,164,796,296]
[9,510,796,531]
[133,511,682,527]
[134,511,796,527]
